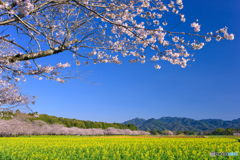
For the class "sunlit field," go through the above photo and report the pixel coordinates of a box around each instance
[0,136,239,159]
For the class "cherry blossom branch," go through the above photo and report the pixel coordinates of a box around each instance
[4,39,78,62]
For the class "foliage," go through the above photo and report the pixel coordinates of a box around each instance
[213,128,234,135]
[177,131,184,135]
[0,136,239,159]
[161,130,168,135]
[150,129,158,135]
[0,111,138,130]
[32,114,138,130]
[213,128,226,135]
[15,109,21,114]
[225,128,234,135]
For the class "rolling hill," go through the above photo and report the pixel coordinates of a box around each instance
[123,117,240,132]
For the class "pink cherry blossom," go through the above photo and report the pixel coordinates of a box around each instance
[0,0,234,109]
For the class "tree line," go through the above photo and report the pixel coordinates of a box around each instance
[148,128,240,135]
[34,114,138,130]
[148,129,198,135]
[2,110,239,135]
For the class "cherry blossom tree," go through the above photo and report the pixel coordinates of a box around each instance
[0,0,234,110]
[0,118,151,136]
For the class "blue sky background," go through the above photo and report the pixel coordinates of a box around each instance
[18,0,240,123]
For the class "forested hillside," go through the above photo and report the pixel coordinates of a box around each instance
[0,111,138,130]
[123,117,240,132]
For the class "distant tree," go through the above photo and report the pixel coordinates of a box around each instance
[78,121,86,129]
[94,122,102,129]
[127,124,138,131]
[213,128,226,135]
[150,129,158,135]
[177,131,184,135]
[184,131,191,135]
[73,121,80,128]
[90,122,96,128]
[168,131,174,135]
[225,128,233,135]
[162,130,169,135]
[64,118,71,128]
[84,121,91,128]
[102,122,107,130]
[15,109,21,114]
[157,130,162,134]
[190,131,197,135]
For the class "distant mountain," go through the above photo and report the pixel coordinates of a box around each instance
[122,118,146,127]
[123,117,240,132]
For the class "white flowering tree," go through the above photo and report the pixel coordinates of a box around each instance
[0,119,151,135]
[0,0,234,110]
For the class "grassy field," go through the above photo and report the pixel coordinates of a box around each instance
[0,135,239,159]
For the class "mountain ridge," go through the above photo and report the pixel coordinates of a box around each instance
[123,117,240,132]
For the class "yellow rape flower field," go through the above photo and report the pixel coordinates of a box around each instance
[0,136,239,160]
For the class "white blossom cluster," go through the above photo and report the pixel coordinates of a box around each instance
[0,40,72,107]
[0,0,34,16]
[0,0,234,108]
[0,41,32,106]
[0,119,150,136]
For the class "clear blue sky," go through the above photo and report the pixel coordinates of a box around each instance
[19,0,240,123]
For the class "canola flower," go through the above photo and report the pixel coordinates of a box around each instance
[0,136,239,159]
